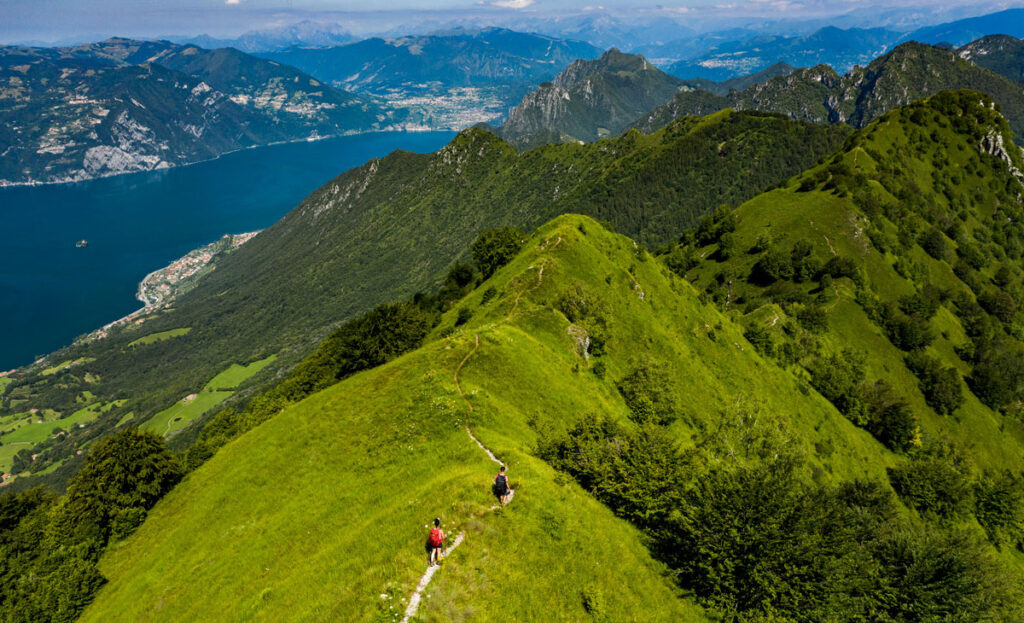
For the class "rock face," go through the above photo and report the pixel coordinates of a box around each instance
[0,38,412,186]
[957,34,1024,83]
[496,48,684,148]
[631,42,1024,139]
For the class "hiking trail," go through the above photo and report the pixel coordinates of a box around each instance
[401,331,512,623]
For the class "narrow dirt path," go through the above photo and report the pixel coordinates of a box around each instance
[401,332,511,623]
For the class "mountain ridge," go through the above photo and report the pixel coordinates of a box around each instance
[632,41,1024,140]
[0,38,410,186]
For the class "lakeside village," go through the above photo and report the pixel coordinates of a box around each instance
[83,231,259,343]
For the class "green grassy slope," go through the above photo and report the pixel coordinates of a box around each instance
[674,90,1024,473]
[82,211,913,621]
[2,111,846,490]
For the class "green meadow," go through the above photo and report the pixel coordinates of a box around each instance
[141,355,277,437]
[127,328,192,348]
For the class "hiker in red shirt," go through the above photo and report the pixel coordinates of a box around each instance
[427,517,444,567]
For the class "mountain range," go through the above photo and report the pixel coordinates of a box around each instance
[666,26,900,81]
[261,27,601,95]
[0,38,408,185]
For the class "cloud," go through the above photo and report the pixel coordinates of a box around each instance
[486,0,535,8]
[225,0,241,5]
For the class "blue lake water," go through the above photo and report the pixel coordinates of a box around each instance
[0,131,455,370]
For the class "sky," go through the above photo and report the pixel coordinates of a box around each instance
[0,0,1016,45]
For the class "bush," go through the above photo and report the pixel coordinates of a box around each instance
[904,352,964,414]
[454,307,473,327]
[974,471,1024,551]
[887,313,934,351]
[664,245,697,277]
[920,228,949,260]
[617,363,677,425]
[743,324,774,356]
[888,457,973,520]
[979,289,1017,324]
[967,344,1024,410]
[55,429,182,544]
[471,227,524,278]
[821,256,862,286]
[807,350,867,423]
[796,305,829,333]
[861,381,919,452]
[557,283,593,322]
[695,206,736,246]
[750,248,793,285]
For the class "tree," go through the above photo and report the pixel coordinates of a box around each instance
[55,428,182,544]
[750,248,793,285]
[471,227,524,278]
[919,228,949,260]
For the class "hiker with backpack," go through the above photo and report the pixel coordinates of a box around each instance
[494,465,512,505]
[427,518,445,567]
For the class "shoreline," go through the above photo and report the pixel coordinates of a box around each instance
[0,125,449,190]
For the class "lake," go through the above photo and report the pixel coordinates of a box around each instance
[0,131,456,370]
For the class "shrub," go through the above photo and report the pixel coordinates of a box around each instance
[558,283,592,322]
[807,350,867,424]
[743,324,774,356]
[861,381,919,452]
[454,307,473,326]
[974,470,1024,551]
[904,352,964,414]
[821,256,860,283]
[888,457,973,520]
[695,206,736,246]
[796,305,829,333]
[887,313,934,351]
[55,429,182,544]
[979,289,1017,324]
[664,245,697,277]
[617,363,677,425]
[967,345,1024,410]
[920,228,949,260]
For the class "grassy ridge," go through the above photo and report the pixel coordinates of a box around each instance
[82,213,918,620]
